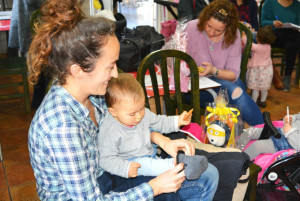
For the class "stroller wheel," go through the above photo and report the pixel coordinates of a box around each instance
[268,172,278,181]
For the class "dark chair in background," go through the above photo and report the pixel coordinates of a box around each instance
[0,57,31,113]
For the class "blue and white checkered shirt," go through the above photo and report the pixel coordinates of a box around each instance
[28,84,153,201]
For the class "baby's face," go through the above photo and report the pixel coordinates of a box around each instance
[111,97,145,127]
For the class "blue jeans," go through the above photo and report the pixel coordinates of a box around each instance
[185,78,264,126]
[271,130,293,151]
[98,163,218,201]
[178,163,219,201]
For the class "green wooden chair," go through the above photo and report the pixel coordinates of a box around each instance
[0,57,31,113]
[30,9,42,35]
[238,22,253,83]
[136,49,201,125]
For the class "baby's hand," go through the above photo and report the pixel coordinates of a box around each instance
[179,109,193,127]
[128,162,141,178]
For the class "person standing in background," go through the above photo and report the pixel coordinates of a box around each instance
[230,0,259,31]
[8,0,45,56]
[242,25,276,108]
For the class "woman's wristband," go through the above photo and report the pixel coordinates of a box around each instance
[211,68,219,77]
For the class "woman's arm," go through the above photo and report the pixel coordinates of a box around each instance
[47,125,153,201]
[261,0,275,27]
[199,31,242,82]
[199,62,237,82]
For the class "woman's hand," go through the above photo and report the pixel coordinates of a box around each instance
[273,20,283,28]
[198,62,215,77]
[128,162,141,178]
[148,163,186,196]
[151,132,195,158]
[161,138,195,158]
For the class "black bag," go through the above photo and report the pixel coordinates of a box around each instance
[114,13,127,40]
[117,28,149,72]
[117,26,164,72]
[135,25,165,52]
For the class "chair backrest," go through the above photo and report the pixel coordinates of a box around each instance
[30,9,42,35]
[136,49,201,124]
[238,22,253,83]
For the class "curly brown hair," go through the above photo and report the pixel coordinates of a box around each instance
[27,0,116,85]
[197,0,239,48]
[257,25,276,45]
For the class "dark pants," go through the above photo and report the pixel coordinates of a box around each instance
[272,28,300,76]
[98,171,180,201]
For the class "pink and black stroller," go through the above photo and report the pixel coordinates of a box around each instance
[244,112,300,200]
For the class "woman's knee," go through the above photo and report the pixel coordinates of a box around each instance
[231,87,243,100]
[178,163,219,200]
[206,163,219,187]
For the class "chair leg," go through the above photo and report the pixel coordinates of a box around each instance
[23,72,31,113]
[245,163,262,201]
[295,58,300,85]
[280,56,285,76]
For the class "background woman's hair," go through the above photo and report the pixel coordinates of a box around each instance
[257,25,276,45]
[197,0,239,48]
[27,0,115,85]
[105,73,145,108]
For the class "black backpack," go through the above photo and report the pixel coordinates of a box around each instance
[117,26,164,72]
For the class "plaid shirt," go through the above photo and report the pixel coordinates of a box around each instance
[28,84,153,201]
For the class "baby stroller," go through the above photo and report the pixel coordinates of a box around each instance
[246,112,300,201]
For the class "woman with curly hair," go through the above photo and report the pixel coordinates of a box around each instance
[184,0,264,126]
[27,0,218,200]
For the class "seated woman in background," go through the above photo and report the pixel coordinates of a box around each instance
[184,0,264,126]
[230,0,259,31]
[261,0,300,92]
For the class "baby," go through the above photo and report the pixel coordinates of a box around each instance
[98,73,208,180]
[245,112,300,160]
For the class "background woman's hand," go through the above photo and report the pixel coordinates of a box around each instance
[283,115,292,124]
[148,163,186,196]
[199,62,215,77]
[273,20,283,28]
[283,115,292,134]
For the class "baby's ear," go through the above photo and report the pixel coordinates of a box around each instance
[108,107,117,117]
